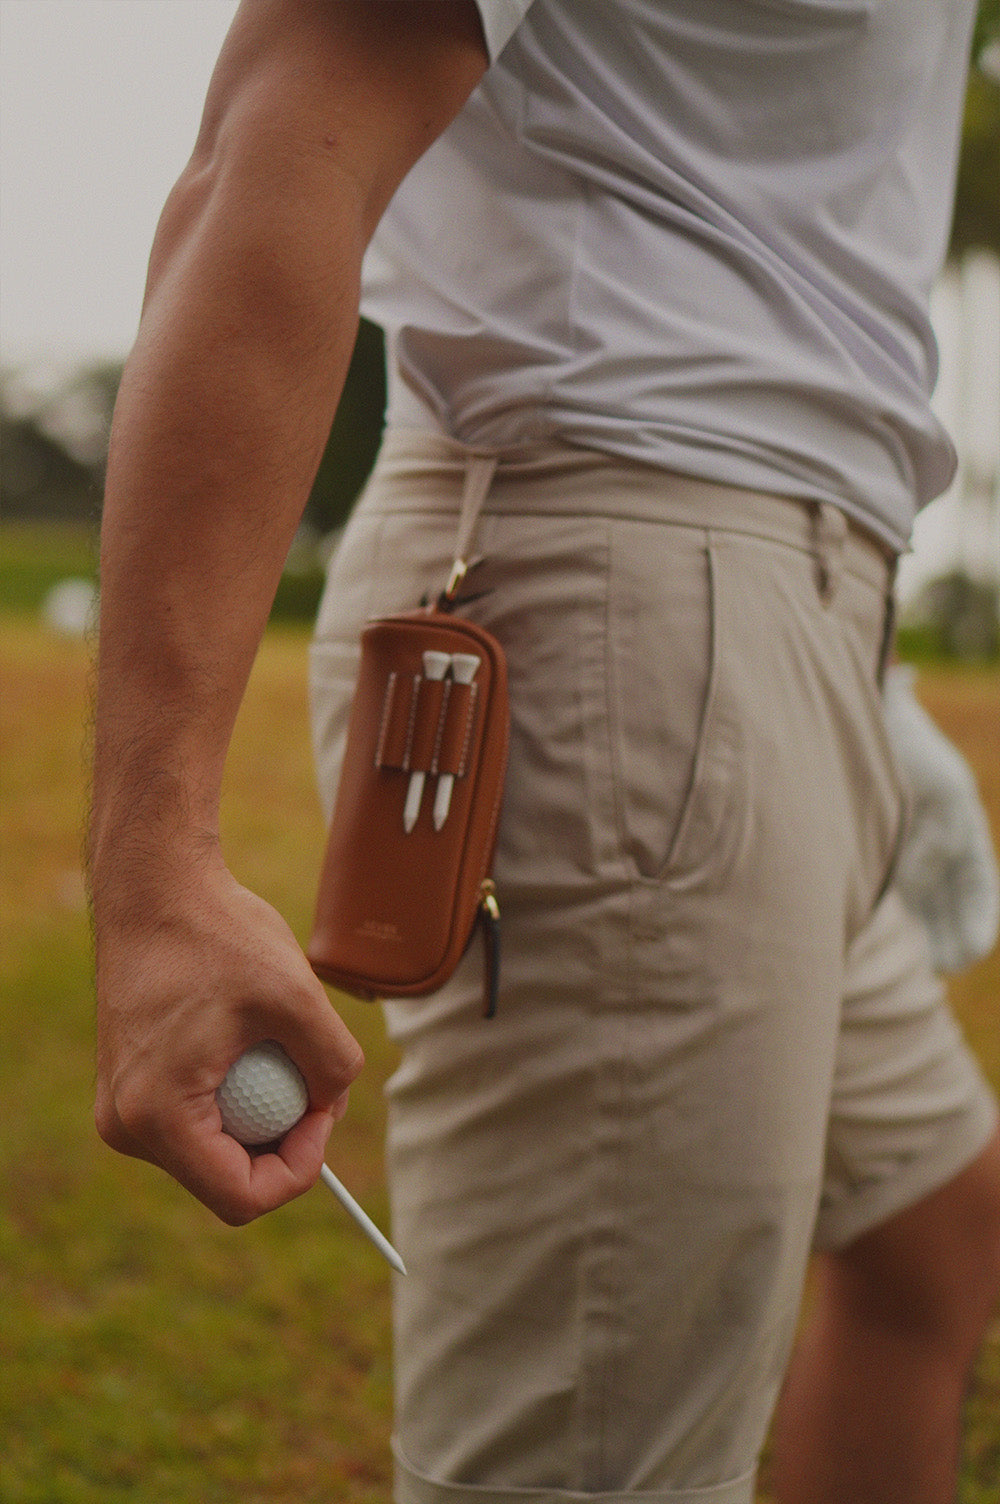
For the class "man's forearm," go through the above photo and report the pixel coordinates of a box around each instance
[91,176,362,905]
[90,0,487,908]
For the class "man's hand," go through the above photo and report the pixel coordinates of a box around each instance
[94,852,364,1224]
[883,663,1000,973]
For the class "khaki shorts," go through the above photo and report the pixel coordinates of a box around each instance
[310,431,997,1504]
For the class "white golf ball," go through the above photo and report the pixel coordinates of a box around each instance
[216,1041,309,1145]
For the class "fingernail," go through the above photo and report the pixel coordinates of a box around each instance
[330,1090,351,1125]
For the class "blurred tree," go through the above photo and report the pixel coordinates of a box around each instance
[951,0,1000,256]
[972,0,1000,65]
[305,316,385,535]
[1,378,101,521]
[899,571,1000,661]
[2,320,384,536]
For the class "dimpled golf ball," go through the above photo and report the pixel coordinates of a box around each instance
[217,1041,309,1146]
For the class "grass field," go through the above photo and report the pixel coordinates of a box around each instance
[2,542,998,1502]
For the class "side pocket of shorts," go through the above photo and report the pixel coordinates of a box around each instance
[607,523,739,884]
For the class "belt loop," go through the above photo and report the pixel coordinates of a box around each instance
[876,559,899,687]
[811,502,847,603]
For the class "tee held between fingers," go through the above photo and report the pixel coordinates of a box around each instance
[93,952,364,1219]
[168,1101,340,1226]
[95,1029,361,1224]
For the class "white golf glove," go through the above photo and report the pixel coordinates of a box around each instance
[882,663,1000,973]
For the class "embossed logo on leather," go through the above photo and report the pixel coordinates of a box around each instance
[355,918,402,943]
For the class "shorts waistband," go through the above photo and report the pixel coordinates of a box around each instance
[364,427,897,597]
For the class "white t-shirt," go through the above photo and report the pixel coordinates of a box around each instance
[361,0,976,550]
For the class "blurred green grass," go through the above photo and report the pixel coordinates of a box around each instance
[1,596,399,1503]
[0,521,99,612]
[2,525,997,1502]
[0,519,325,624]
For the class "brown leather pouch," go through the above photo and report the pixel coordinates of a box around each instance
[307,605,509,1016]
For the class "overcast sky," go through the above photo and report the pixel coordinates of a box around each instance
[1,0,239,368]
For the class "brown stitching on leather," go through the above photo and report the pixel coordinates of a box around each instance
[403,673,421,772]
[457,681,479,778]
[374,671,398,769]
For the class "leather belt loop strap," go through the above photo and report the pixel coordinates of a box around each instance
[444,450,500,601]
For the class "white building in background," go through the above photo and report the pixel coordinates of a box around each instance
[897,250,1000,608]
